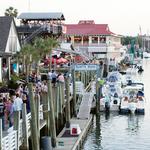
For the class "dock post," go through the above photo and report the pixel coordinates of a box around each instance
[20,104,29,150]
[56,83,59,133]
[58,82,64,129]
[65,75,71,128]
[14,111,20,150]
[28,83,40,150]
[96,79,100,114]
[72,69,77,116]
[36,94,40,138]
[0,119,2,150]
[47,80,56,147]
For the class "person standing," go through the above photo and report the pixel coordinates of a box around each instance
[13,93,23,116]
[0,98,5,130]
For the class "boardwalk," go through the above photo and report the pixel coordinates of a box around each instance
[54,116,93,150]
[53,81,96,150]
[77,82,96,119]
[77,92,93,119]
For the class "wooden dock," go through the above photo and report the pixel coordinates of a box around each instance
[53,82,96,150]
[54,116,93,150]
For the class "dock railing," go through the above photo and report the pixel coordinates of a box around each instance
[1,105,44,150]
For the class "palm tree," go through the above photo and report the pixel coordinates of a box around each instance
[4,7,18,18]
[17,44,35,78]
[32,37,46,75]
[43,37,59,71]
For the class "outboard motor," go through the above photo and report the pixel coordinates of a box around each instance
[113,99,118,104]
[138,66,144,73]
[105,101,110,112]
[127,80,132,85]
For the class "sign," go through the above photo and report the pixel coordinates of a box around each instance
[74,64,99,71]
[75,81,84,95]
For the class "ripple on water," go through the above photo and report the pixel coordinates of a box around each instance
[83,59,150,150]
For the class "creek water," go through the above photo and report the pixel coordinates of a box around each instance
[83,59,150,150]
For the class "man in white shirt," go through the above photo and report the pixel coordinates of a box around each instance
[13,93,23,112]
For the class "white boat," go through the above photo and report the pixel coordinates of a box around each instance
[120,83,145,114]
[107,71,123,87]
[100,83,122,112]
[100,95,121,112]
[143,52,150,58]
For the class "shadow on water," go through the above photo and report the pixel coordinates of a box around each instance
[94,114,103,150]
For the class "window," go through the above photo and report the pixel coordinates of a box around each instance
[92,36,98,43]
[74,36,82,43]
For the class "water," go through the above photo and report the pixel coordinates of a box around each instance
[83,59,150,150]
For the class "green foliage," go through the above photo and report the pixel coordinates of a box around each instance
[8,74,20,89]
[4,6,18,17]
[121,36,142,48]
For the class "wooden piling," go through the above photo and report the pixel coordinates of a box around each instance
[65,76,71,128]
[58,82,64,129]
[28,83,40,150]
[36,94,40,138]
[96,80,100,114]
[20,104,29,150]
[0,119,2,150]
[14,111,20,150]
[47,80,56,147]
[72,69,76,116]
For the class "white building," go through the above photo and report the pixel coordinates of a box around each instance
[63,20,123,62]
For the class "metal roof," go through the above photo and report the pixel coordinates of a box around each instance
[18,12,65,20]
[0,16,13,53]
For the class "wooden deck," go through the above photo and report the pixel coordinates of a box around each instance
[54,82,96,150]
[54,116,93,150]
[77,82,95,119]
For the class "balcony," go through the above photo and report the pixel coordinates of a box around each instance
[17,24,64,35]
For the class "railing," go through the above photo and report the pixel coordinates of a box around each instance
[24,26,46,44]
[1,105,44,150]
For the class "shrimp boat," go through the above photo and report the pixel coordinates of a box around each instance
[120,83,145,114]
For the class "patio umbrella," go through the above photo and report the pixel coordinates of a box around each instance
[46,57,60,64]
[57,57,68,64]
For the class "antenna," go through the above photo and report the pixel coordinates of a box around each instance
[139,25,142,36]
[28,0,30,11]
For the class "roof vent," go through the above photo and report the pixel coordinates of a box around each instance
[78,20,95,24]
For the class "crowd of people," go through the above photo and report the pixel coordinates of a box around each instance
[0,70,67,131]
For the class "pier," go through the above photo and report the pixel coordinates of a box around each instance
[0,65,101,150]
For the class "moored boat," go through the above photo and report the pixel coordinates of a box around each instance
[120,83,145,114]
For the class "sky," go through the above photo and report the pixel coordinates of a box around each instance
[0,0,150,36]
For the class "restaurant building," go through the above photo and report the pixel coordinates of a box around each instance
[63,20,123,62]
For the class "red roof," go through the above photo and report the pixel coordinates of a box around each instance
[65,20,115,35]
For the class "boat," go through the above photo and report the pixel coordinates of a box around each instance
[107,71,123,87]
[120,83,145,114]
[143,52,150,58]
[100,83,122,112]
[100,94,121,112]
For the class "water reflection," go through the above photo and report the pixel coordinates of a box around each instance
[127,114,139,132]
[94,114,102,150]
[83,59,150,150]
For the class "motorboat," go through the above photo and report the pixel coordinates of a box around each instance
[100,83,122,112]
[100,94,121,112]
[120,83,145,114]
[143,52,150,58]
[107,71,123,87]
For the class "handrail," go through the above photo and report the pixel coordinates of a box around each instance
[1,105,44,150]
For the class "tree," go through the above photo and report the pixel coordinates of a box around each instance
[17,43,35,77]
[44,37,59,71]
[5,7,18,18]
